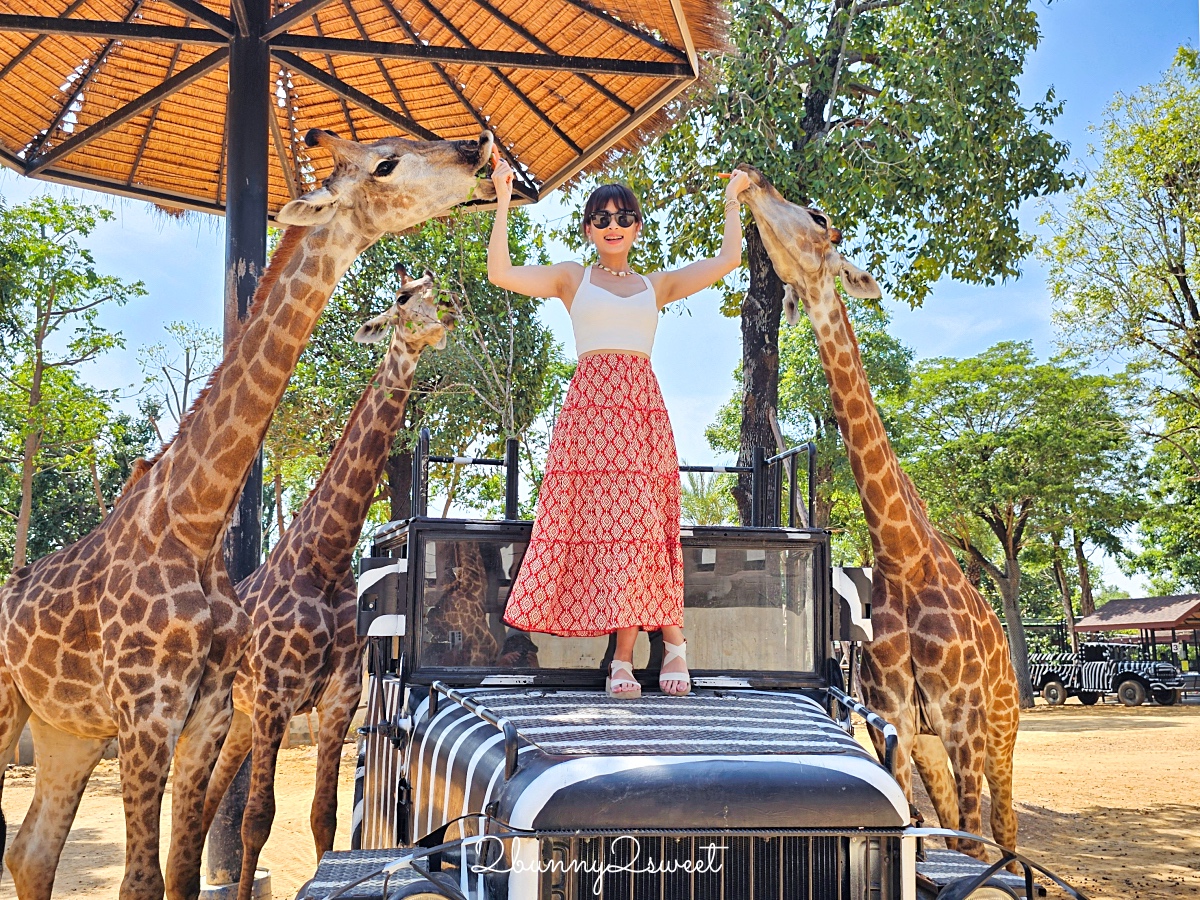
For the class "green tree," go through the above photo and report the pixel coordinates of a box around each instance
[137,320,221,441]
[0,399,157,576]
[707,297,912,563]
[680,469,739,525]
[0,196,144,568]
[1042,50,1200,592]
[897,341,1138,706]
[1045,49,1200,469]
[564,0,1074,520]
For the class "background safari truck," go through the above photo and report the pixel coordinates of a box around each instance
[298,431,1084,900]
[1029,642,1192,707]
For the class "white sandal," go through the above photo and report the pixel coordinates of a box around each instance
[606,659,642,699]
[660,640,691,697]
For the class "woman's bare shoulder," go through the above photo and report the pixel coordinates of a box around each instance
[554,261,587,308]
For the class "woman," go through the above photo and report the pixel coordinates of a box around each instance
[488,150,748,698]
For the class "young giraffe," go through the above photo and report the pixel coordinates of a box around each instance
[424,541,500,667]
[736,164,1020,862]
[199,270,455,900]
[0,127,493,900]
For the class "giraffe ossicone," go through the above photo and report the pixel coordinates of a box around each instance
[0,127,492,900]
[736,163,1021,867]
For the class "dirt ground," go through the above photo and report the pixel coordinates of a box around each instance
[2,700,1198,899]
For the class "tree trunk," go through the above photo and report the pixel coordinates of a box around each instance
[812,458,835,529]
[13,355,44,570]
[1051,546,1079,652]
[274,467,285,541]
[13,429,39,570]
[1072,530,1095,616]
[734,223,784,525]
[385,449,413,521]
[90,454,106,519]
[995,556,1036,707]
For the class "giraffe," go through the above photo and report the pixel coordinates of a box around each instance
[736,163,1021,863]
[198,270,455,900]
[0,127,494,900]
[424,541,500,667]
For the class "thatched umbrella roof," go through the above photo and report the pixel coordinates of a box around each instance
[0,0,726,215]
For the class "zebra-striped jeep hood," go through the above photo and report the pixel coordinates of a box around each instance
[407,688,907,836]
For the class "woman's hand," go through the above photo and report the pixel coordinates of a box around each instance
[491,147,514,205]
[724,169,751,203]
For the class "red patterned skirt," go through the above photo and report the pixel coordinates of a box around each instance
[504,353,684,636]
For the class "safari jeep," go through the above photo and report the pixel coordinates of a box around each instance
[297,433,1084,900]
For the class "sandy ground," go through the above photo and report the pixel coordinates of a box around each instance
[2,699,1198,899]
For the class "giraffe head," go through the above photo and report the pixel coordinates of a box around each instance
[276,130,496,235]
[354,267,455,353]
[734,164,881,324]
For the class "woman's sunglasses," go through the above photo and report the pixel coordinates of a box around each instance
[587,210,640,229]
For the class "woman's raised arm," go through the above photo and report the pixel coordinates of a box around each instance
[649,170,750,309]
[487,156,578,303]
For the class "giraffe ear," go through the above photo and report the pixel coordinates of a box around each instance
[433,331,449,351]
[354,311,394,344]
[782,284,801,326]
[276,186,341,226]
[836,254,882,299]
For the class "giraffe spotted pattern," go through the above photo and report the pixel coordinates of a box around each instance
[0,128,493,900]
[738,163,1021,867]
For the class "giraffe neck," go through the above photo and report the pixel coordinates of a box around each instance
[803,282,931,569]
[152,221,377,555]
[273,343,420,577]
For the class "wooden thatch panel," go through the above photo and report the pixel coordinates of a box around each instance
[0,0,727,212]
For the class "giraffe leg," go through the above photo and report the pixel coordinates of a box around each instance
[4,720,106,900]
[0,666,31,869]
[237,700,292,900]
[939,723,988,863]
[310,651,365,857]
[984,691,1020,871]
[114,711,187,900]
[165,592,249,900]
[912,734,960,850]
[201,708,253,835]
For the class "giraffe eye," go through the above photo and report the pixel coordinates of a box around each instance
[373,158,398,177]
[807,210,828,229]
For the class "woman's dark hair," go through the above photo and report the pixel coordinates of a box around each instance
[581,183,642,235]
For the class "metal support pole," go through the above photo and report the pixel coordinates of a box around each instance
[207,0,270,895]
[771,457,783,528]
[504,437,519,519]
[787,453,798,528]
[410,427,430,517]
[806,441,817,527]
[749,446,765,528]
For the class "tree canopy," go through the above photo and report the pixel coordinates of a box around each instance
[0,195,144,569]
[896,341,1140,705]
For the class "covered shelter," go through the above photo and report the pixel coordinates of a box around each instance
[1075,594,1200,670]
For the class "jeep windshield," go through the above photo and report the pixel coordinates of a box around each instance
[397,523,827,688]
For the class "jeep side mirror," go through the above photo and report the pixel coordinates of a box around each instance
[833,567,873,642]
[357,555,408,637]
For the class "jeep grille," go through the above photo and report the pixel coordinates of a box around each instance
[538,832,899,900]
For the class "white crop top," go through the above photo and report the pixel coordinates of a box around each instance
[570,266,659,356]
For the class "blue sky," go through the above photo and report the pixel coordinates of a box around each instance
[1,0,1196,573]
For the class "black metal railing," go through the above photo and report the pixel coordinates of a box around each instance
[410,427,521,519]
[411,426,818,529]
